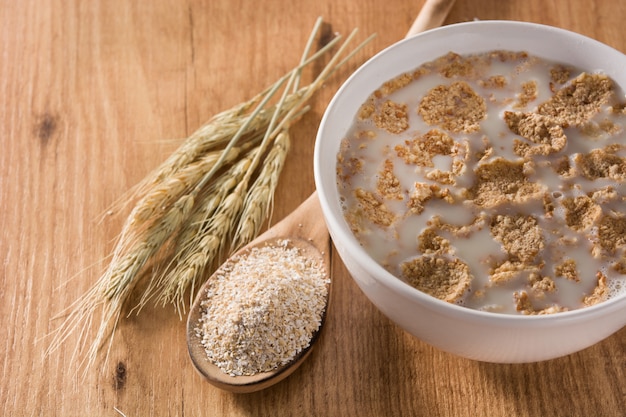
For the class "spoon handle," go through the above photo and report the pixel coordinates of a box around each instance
[407,0,456,37]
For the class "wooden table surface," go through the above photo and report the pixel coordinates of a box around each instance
[2,0,625,416]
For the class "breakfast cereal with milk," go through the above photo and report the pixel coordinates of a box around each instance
[336,50,626,314]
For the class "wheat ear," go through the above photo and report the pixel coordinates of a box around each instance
[138,147,259,311]
[232,130,291,249]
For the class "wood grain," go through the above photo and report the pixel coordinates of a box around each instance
[1,0,625,416]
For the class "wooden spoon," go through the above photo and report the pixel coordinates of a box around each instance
[187,0,456,393]
[186,192,330,393]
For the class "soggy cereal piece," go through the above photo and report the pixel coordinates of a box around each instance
[598,215,626,253]
[356,130,377,141]
[434,52,479,78]
[354,188,396,227]
[538,73,613,126]
[580,119,622,138]
[554,156,573,177]
[478,303,507,313]
[555,259,580,282]
[512,141,533,158]
[452,158,466,176]
[373,100,409,134]
[541,305,569,314]
[343,209,366,236]
[379,72,415,96]
[418,81,486,133]
[408,183,453,214]
[358,97,376,120]
[543,192,556,218]
[479,75,507,89]
[575,147,626,181]
[337,156,363,183]
[529,273,556,293]
[599,119,622,134]
[422,129,457,155]
[513,291,535,314]
[418,228,451,255]
[426,169,456,185]
[429,213,488,238]
[394,129,456,167]
[490,214,545,262]
[408,183,434,215]
[611,102,626,115]
[432,184,454,203]
[601,121,619,136]
[514,291,568,315]
[541,305,568,314]
[514,80,538,108]
[580,121,605,138]
[401,256,471,302]
[550,65,571,87]
[583,272,609,306]
[490,260,541,285]
[476,145,494,162]
[557,235,580,247]
[590,186,618,204]
[490,50,530,63]
[562,195,601,231]
[466,158,544,207]
[504,111,567,155]
[377,159,403,200]
[612,257,626,274]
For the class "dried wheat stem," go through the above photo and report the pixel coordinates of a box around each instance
[293,16,324,92]
[103,195,195,299]
[46,194,195,372]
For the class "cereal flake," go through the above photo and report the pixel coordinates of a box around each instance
[401,256,471,302]
[467,159,544,207]
[418,81,486,133]
[490,214,545,263]
[373,100,409,134]
[538,73,613,126]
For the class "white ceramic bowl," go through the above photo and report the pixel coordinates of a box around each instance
[314,20,626,363]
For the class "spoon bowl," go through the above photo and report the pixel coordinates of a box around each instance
[186,193,331,393]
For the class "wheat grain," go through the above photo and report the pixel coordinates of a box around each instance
[163,185,246,311]
[233,131,291,249]
[135,148,258,310]
[129,140,261,226]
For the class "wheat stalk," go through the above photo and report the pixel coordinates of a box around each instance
[130,145,246,226]
[47,194,195,375]
[139,146,259,312]
[46,17,374,374]
[233,130,291,250]
[160,184,246,312]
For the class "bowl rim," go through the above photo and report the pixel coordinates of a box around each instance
[314,19,626,324]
